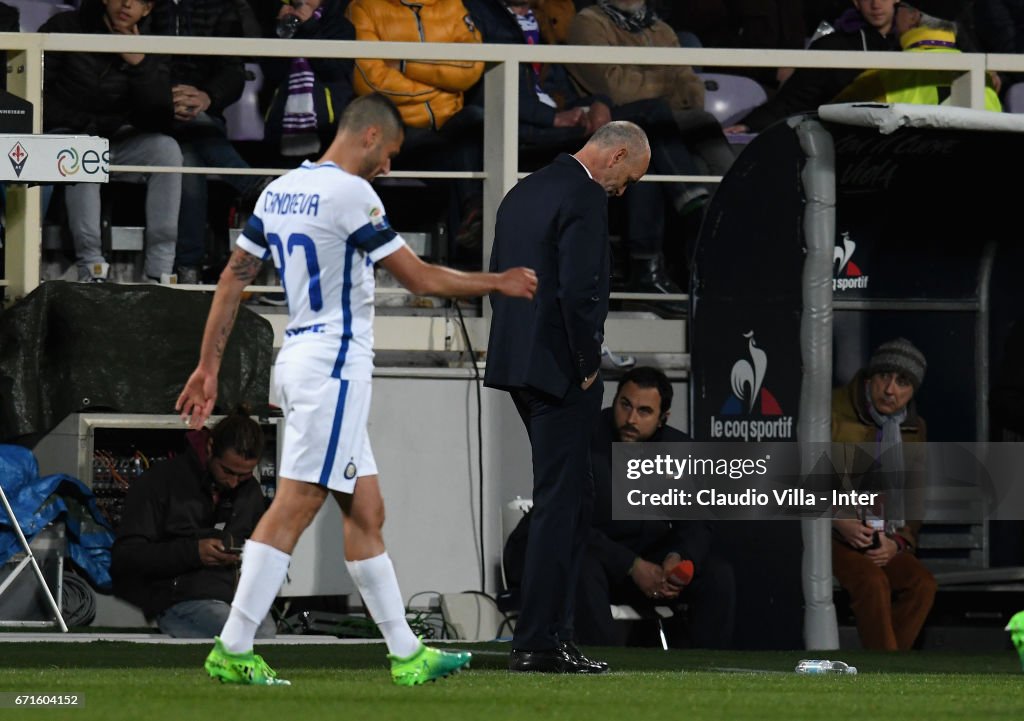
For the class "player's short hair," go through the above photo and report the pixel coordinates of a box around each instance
[616,366,673,414]
[587,120,650,158]
[338,94,404,139]
[210,406,265,461]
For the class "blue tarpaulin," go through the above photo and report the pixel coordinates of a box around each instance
[0,445,114,590]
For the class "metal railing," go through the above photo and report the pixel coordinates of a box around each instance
[0,32,1004,351]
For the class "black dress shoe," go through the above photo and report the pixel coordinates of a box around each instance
[508,647,576,673]
[560,641,610,674]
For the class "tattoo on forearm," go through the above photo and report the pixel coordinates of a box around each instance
[230,253,262,283]
[215,306,239,360]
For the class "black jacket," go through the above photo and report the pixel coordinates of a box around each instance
[976,0,1024,52]
[258,0,355,141]
[464,0,608,146]
[149,0,246,115]
[111,432,266,618]
[739,26,900,132]
[975,0,1024,87]
[39,3,173,135]
[485,153,609,398]
[587,407,711,577]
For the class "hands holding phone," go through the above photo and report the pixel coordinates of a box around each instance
[198,537,242,566]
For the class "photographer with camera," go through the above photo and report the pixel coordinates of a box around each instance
[112,408,276,638]
[831,338,937,651]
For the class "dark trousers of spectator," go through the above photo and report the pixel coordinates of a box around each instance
[671,106,737,177]
[832,539,938,650]
[611,99,707,259]
[173,113,261,271]
[399,105,484,251]
[510,380,602,651]
[575,546,736,649]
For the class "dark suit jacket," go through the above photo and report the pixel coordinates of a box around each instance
[485,153,610,399]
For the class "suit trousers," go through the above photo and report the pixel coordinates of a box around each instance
[510,379,603,650]
[832,539,937,650]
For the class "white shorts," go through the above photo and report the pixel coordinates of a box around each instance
[273,362,377,494]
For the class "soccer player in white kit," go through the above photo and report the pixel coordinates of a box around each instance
[176,94,537,686]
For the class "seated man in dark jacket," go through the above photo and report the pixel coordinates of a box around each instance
[40,0,182,283]
[505,367,736,649]
[575,366,735,648]
[112,409,275,638]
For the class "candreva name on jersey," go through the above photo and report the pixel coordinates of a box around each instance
[263,191,321,216]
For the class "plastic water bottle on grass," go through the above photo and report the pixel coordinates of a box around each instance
[795,659,857,675]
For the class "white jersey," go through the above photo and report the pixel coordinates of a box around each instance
[236,160,405,380]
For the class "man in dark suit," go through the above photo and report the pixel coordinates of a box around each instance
[485,121,651,674]
[575,367,735,649]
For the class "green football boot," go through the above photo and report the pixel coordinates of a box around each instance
[204,637,291,686]
[1006,610,1024,671]
[389,643,472,686]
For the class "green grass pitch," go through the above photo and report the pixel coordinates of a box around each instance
[2,642,1023,721]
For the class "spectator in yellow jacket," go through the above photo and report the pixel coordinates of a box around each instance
[348,0,484,130]
[348,0,487,252]
[834,3,1003,111]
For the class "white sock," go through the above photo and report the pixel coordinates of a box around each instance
[220,540,290,654]
[346,552,420,658]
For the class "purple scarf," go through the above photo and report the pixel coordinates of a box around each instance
[281,6,324,156]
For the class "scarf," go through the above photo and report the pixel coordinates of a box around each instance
[596,0,657,34]
[280,6,324,157]
[510,7,556,108]
[865,382,907,530]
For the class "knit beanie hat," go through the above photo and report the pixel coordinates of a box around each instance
[895,1,962,21]
[868,338,927,390]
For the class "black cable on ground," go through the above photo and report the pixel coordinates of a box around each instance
[454,301,486,592]
[61,571,96,627]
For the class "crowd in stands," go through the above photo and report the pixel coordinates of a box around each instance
[6,0,1021,296]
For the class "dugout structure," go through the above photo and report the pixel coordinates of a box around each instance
[689,103,1024,649]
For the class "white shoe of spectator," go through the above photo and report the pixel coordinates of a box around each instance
[78,261,109,283]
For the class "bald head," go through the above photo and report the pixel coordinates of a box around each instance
[586,121,650,157]
[576,121,651,197]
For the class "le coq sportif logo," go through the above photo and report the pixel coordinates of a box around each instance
[834,232,870,292]
[709,331,794,441]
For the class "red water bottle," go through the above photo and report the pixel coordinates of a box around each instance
[667,559,694,587]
